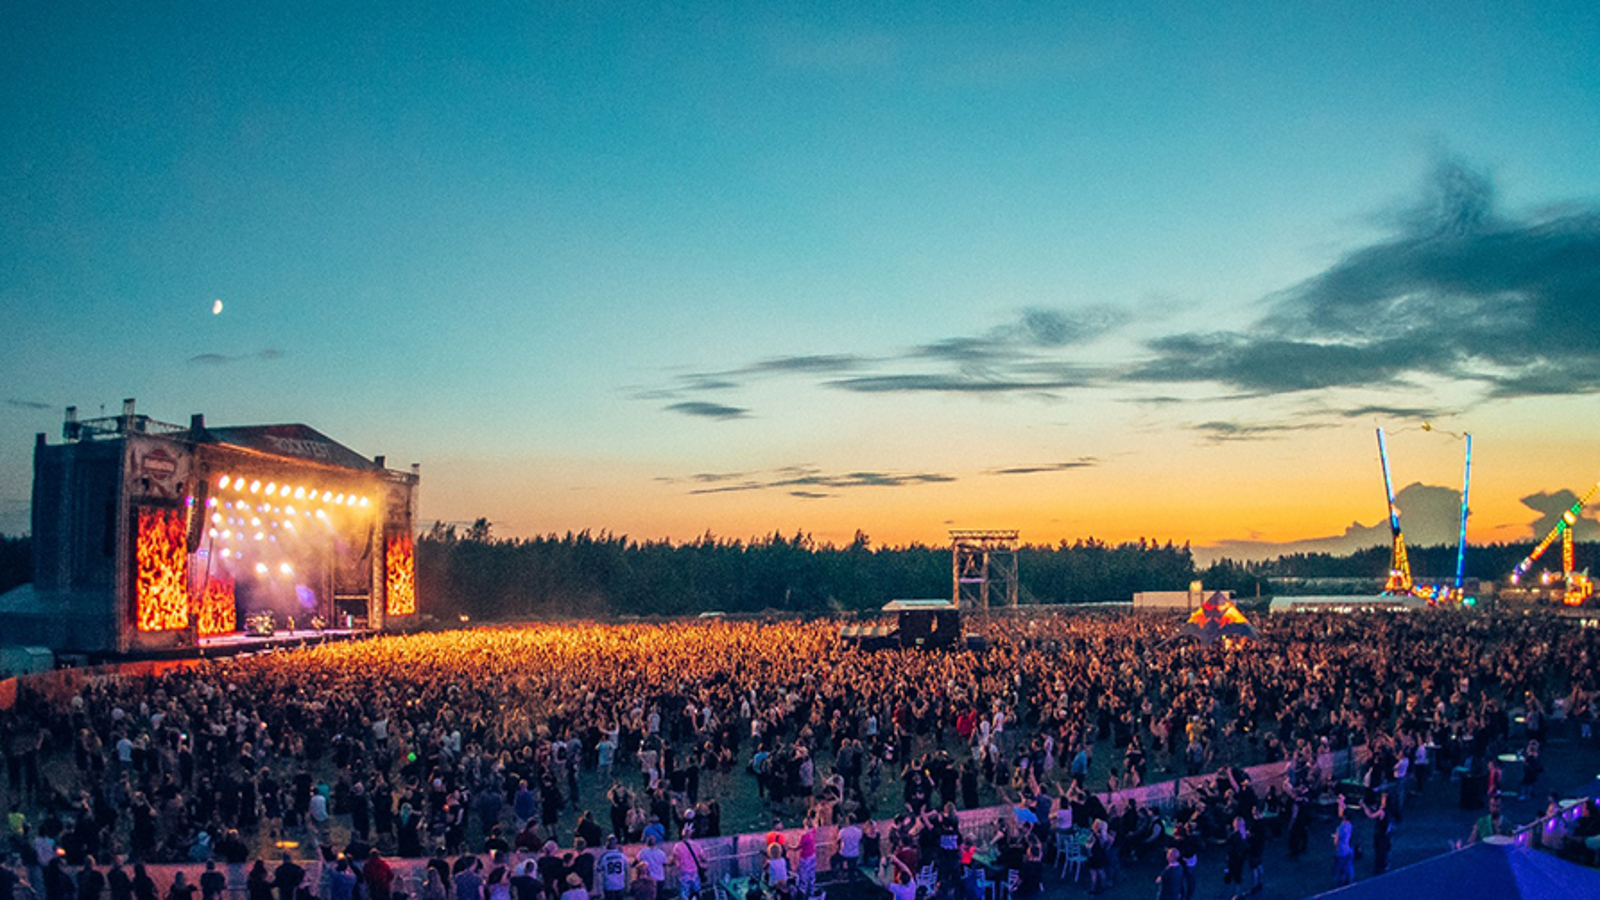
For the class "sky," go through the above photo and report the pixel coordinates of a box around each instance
[3,2,1599,564]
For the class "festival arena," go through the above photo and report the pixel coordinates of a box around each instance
[4,612,1600,900]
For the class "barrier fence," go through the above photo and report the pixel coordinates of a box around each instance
[14,749,1370,899]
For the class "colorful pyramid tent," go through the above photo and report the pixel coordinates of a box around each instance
[1181,591,1256,643]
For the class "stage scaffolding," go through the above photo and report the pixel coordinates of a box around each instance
[950,529,1018,613]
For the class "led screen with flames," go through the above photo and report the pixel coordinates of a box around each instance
[386,532,416,616]
[196,572,237,636]
[135,506,189,631]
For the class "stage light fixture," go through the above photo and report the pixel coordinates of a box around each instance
[359,497,370,508]
[265,482,276,495]
[279,563,293,575]
[250,480,261,494]
[218,475,231,489]
[285,506,295,516]
[220,549,232,558]
[208,528,218,538]
[254,531,264,541]
[255,562,268,575]
[335,493,345,505]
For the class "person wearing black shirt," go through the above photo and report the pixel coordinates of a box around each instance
[570,841,596,892]
[0,862,18,900]
[273,855,305,900]
[936,807,962,899]
[574,813,604,851]
[132,864,158,900]
[166,871,198,900]
[536,845,565,897]
[215,831,250,865]
[1223,817,1248,889]
[247,861,274,900]
[510,860,544,900]
[959,760,979,810]
[78,859,108,900]
[107,861,133,900]
[1174,822,1201,900]
[199,862,227,900]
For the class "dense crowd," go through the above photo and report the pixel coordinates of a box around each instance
[4,610,1600,900]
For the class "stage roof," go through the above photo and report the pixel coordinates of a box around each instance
[198,423,383,473]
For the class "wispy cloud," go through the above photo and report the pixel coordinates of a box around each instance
[665,401,749,420]
[671,465,956,497]
[189,348,284,366]
[1192,421,1336,443]
[644,158,1600,425]
[1338,404,1454,421]
[651,306,1122,412]
[986,458,1099,476]
[5,398,52,410]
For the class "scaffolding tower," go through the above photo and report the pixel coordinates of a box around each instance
[951,529,1019,612]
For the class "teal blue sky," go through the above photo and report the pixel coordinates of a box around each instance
[4,2,1599,556]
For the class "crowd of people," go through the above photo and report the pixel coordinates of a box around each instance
[3,609,1599,900]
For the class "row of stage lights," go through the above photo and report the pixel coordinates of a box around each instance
[207,475,375,579]
[215,474,372,509]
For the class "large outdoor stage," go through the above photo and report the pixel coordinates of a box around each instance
[3,400,421,656]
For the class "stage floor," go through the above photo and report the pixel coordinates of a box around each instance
[193,627,373,657]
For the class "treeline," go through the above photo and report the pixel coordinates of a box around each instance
[0,530,1580,619]
[416,523,1199,620]
[0,534,30,596]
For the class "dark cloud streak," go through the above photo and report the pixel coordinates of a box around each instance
[986,459,1099,475]
[665,401,749,420]
[188,348,284,366]
[679,466,956,496]
[1192,421,1335,443]
[1136,158,1600,402]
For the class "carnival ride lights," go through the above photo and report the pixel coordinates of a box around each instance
[1375,427,1475,604]
[1376,428,1416,596]
[1510,475,1600,606]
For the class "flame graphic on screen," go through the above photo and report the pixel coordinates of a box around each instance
[135,506,189,631]
[386,532,416,616]
[196,572,237,636]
